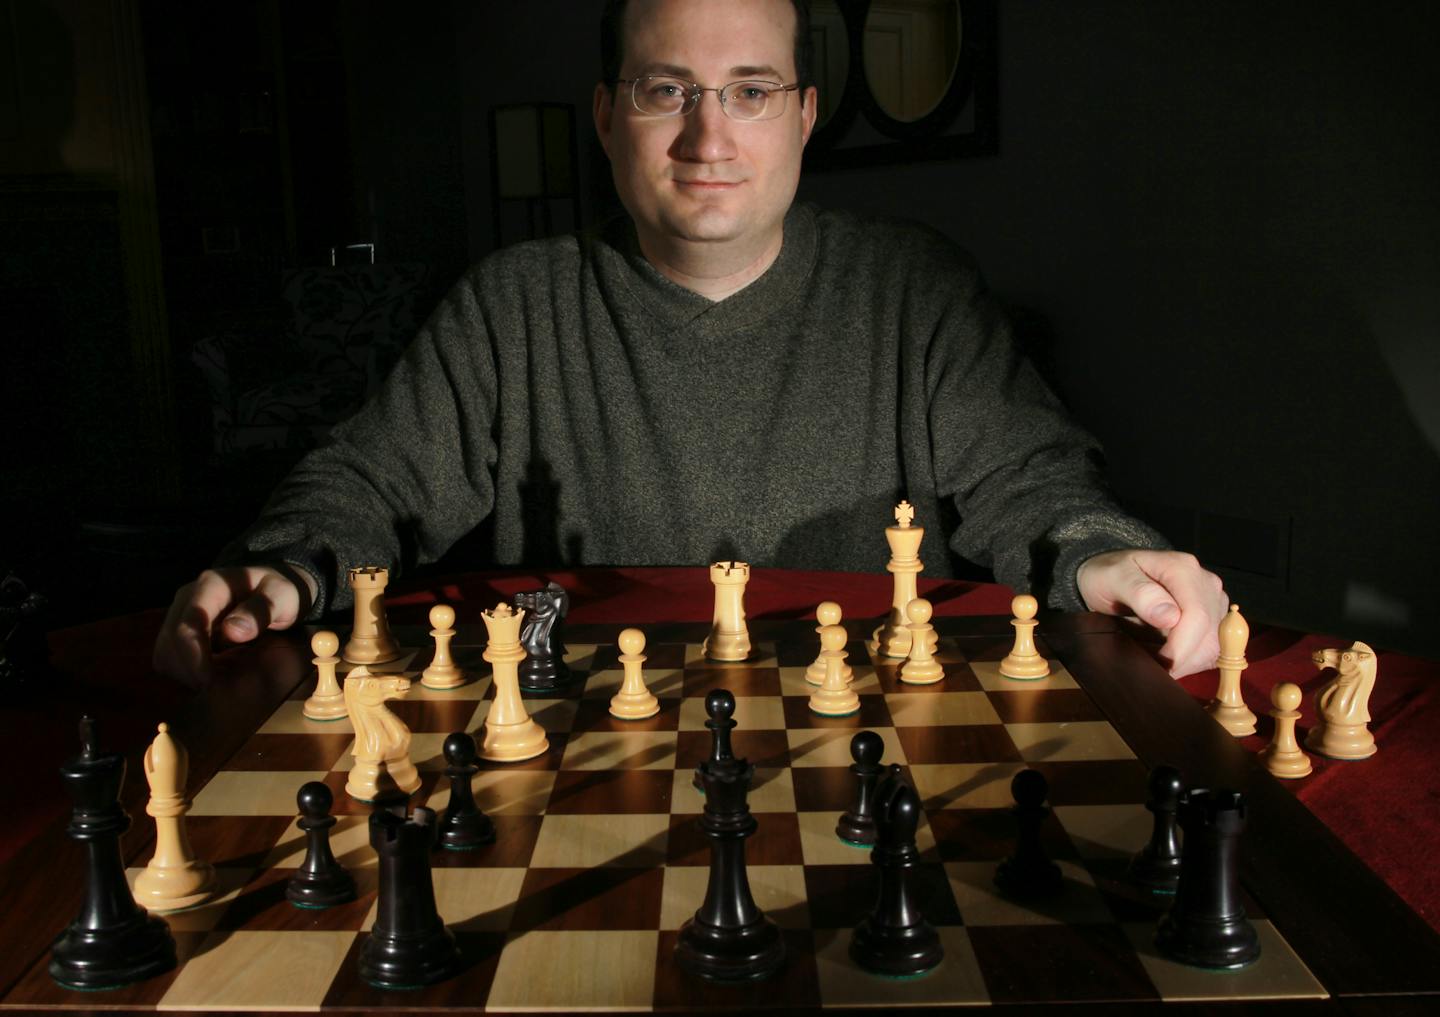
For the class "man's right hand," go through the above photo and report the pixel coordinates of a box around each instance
[152,565,315,687]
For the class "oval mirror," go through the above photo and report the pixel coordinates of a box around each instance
[862,0,962,123]
[809,0,850,130]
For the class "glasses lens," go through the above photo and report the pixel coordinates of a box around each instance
[633,76,692,115]
[723,81,781,120]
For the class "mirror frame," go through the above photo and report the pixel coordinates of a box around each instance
[803,0,997,171]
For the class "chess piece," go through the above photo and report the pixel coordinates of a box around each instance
[1262,683,1313,778]
[480,603,550,762]
[1306,642,1378,760]
[899,598,945,685]
[358,802,462,989]
[675,691,786,982]
[49,717,176,990]
[1207,605,1257,737]
[516,582,573,692]
[805,601,853,685]
[303,630,347,720]
[691,685,739,793]
[1155,788,1261,969]
[421,604,465,690]
[610,627,660,719]
[994,768,1062,897]
[437,732,495,850]
[836,730,885,846]
[809,624,861,716]
[850,766,943,976]
[703,561,752,662]
[870,501,923,658]
[1129,764,1185,894]
[344,669,422,802]
[998,594,1050,679]
[343,565,402,665]
[134,722,215,911]
[286,781,356,908]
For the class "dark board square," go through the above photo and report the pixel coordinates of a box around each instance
[926,807,1080,863]
[571,697,682,733]
[968,923,1159,1002]
[896,724,1023,764]
[790,765,858,813]
[803,862,961,930]
[431,814,544,869]
[988,688,1105,724]
[683,665,782,698]
[779,694,893,730]
[223,732,355,772]
[214,865,377,932]
[1030,760,1150,806]
[187,815,296,869]
[510,866,665,931]
[666,812,804,867]
[674,729,792,770]
[388,697,483,733]
[652,929,819,1009]
[323,930,505,1008]
[545,769,674,814]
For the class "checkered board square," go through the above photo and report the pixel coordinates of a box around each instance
[8,619,1328,1012]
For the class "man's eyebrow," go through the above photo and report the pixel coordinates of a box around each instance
[631,62,784,80]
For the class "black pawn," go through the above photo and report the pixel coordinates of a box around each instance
[1130,765,1185,894]
[1155,789,1261,969]
[836,730,885,845]
[850,765,943,976]
[692,686,739,792]
[675,689,785,982]
[358,802,462,989]
[994,768,1063,898]
[49,716,176,990]
[438,732,495,850]
[286,781,356,908]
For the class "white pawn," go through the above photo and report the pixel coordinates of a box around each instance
[809,625,861,717]
[610,628,660,720]
[303,630,347,721]
[134,722,215,911]
[999,594,1050,679]
[421,603,465,690]
[899,598,944,685]
[1261,682,1312,779]
[806,601,854,685]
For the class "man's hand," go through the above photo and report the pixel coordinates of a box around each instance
[152,565,315,687]
[1075,549,1228,678]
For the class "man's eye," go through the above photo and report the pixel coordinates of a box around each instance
[737,86,766,101]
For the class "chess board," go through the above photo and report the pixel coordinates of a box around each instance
[5,614,1438,1014]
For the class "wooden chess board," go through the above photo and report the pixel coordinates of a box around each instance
[5,614,1439,1014]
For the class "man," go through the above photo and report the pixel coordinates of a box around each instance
[154,0,1226,686]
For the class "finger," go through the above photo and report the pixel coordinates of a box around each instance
[153,574,233,686]
[1160,615,1221,678]
[217,568,303,644]
[1139,553,1228,677]
[1115,572,1182,633]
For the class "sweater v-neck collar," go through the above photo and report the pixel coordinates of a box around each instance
[596,203,817,338]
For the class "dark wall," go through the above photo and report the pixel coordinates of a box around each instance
[454,1,1440,653]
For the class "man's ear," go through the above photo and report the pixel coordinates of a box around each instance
[799,85,819,146]
[593,82,615,157]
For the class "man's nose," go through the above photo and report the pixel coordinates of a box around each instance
[674,89,737,161]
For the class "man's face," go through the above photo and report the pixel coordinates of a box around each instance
[594,0,817,254]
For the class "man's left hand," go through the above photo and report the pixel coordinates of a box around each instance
[1075,549,1228,678]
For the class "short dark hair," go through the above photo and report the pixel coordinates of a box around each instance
[600,0,813,96]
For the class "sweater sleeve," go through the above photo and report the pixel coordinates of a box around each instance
[216,270,501,617]
[923,266,1169,610]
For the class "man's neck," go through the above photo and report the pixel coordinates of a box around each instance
[636,227,784,302]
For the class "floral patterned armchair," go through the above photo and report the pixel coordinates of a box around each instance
[191,262,429,455]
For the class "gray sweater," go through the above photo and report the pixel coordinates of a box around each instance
[225,202,1165,617]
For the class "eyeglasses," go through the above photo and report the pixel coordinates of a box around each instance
[615,75,800,121]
